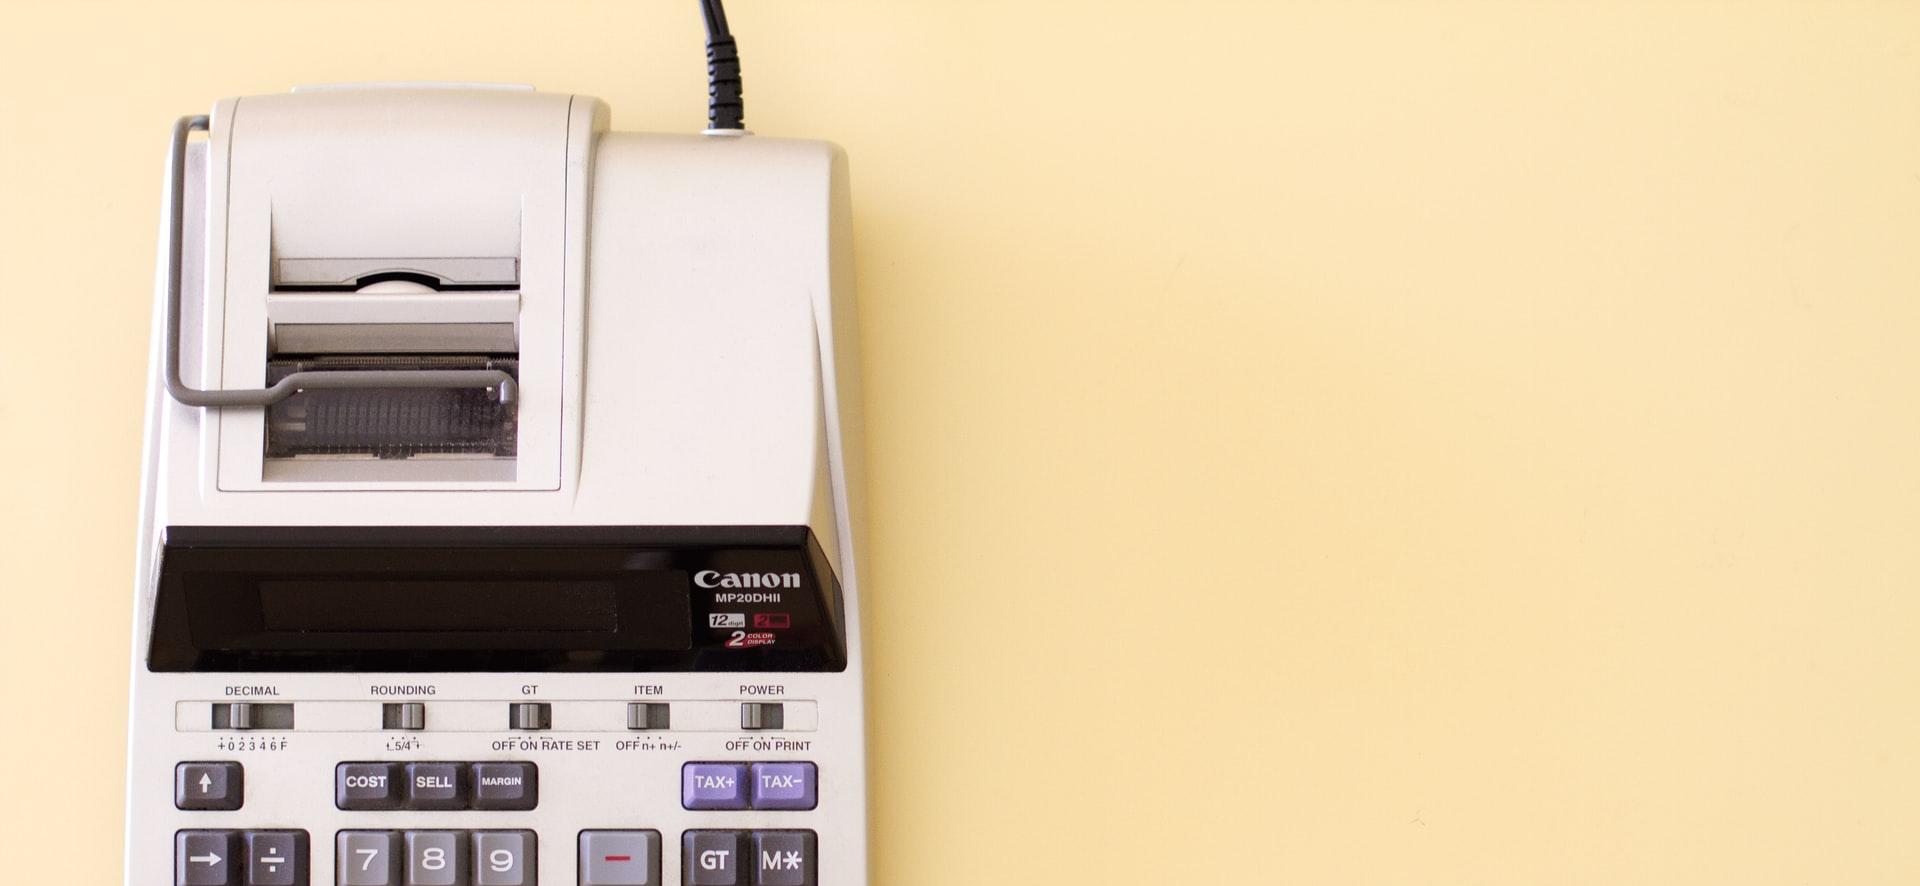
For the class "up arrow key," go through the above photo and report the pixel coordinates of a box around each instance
[175,762,242,811]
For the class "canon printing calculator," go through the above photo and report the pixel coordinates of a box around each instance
[124,81,868,886]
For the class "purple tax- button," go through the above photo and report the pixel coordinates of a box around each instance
[682,762,750,810]
[750,762,818,810]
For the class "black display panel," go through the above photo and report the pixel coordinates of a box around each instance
[259,581,620,633]
[148,525,846,673]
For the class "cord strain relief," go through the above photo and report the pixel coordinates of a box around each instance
[706,36,745,129]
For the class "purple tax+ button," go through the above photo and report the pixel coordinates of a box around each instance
[682,762,750,810]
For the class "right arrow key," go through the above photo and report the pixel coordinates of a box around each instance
[176,830,240,886]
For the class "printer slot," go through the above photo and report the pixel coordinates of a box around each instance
[275,257,519,290]
[267,279,520,355]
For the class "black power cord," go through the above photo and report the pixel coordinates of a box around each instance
[701,0,745,130]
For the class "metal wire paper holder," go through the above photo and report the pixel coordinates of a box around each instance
[161,115,518,409]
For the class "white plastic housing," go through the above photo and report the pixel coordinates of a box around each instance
[125,86,868,886]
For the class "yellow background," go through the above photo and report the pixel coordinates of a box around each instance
[3,1,1919,882]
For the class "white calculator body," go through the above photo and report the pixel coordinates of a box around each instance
[125,86,868,886]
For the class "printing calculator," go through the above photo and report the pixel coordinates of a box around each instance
[123,79,868,886]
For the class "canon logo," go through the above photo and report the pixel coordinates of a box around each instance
[695,570,801,589]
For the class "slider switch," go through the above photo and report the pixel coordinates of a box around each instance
[740,703,784,731]
[383,702,426,731]
[627,702,671,731]
[508,702,551,731]
[212,703,294,731]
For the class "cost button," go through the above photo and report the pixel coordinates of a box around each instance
[336,763,402,811]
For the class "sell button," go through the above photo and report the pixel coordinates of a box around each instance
[404,762,466,810]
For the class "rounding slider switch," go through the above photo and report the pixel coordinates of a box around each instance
[212,702,294,730]
[740,703,784,731]
[508,702,551,731]
[383,702,426,730]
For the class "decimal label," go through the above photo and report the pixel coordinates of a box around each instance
[215,736,289,752]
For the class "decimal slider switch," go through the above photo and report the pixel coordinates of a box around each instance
[212,702,294,730]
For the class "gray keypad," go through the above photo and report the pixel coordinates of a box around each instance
[337,831,401,886]
[749,831,816,886]
[680,832,747,886]
[339,831,532,886]
[579,830,661,886]
[245,831,308,886]
[177,761,244,811]
[473,830,536,886]
[405,831,468,886]
[177,830,240,886]
[175,756,827,886]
